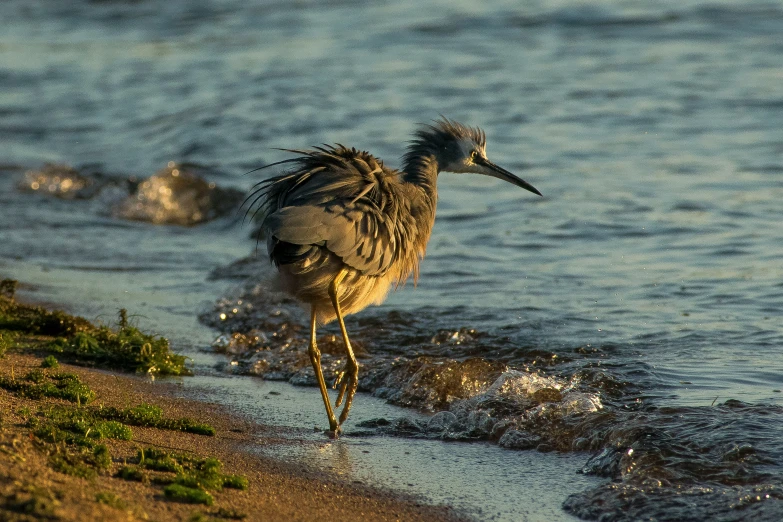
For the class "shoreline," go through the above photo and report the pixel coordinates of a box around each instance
[0,291,467,522]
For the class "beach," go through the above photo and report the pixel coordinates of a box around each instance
[1,348,465,522]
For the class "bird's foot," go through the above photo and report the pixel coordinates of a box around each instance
[337,377,359,426]
[333,361,359,408]
[332,370,345,398]
[325,425,341,439]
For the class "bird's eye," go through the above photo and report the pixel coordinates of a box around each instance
[470,150,478,161]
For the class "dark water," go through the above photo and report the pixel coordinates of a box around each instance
[2,0,783,520]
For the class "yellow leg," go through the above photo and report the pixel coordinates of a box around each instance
[308,306,339,433]
[328,269,359,426]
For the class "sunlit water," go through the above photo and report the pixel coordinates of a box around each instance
[1,1,782,520]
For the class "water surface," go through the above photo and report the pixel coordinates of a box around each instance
[1,1,782,520]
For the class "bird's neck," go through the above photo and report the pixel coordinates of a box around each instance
[399,148,440,280]
[401,152,438,227]
[401,142,441,198]
[402,155,438,189]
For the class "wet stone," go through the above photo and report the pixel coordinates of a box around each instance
[113,163,243,226]
[17,163,112,199]
[356,418,391,429]
[211,332,268,354]
[498,430,540,450]
[389,417,426,436]
[530,387,563,404]
[426,411,458,432]
[572,437,590,451]
[199,264,783,521]
[376,357,505,410]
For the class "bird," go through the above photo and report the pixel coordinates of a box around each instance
[244,117,541,435]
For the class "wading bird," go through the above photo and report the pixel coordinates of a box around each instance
[246,118,541,434]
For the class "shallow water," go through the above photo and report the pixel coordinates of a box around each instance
[2,0,783,520]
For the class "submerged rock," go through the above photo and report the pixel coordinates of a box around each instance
[17,163,101,199]
[113,163,243,226]
[17,162,242,227]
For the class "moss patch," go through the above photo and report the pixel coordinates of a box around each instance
[120,448,247,506]
[164,484,214,506]
[0,484,61,520]
[0,362,217,490]
[0,369,96,404]
[0,288,89,338]
[48,324,190,376]
[41,355,59,368]
[0,283,190,376]
[95,491,127,510]
[93,403,215,436]
[48,446,108,479]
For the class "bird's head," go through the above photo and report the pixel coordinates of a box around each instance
[412,117,542,196]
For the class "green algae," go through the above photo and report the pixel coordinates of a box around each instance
[48,324,191,376]
[41,355,59,368]
[0,484,60,520]
[0,331,12,358]
[95,491,127,510]
[174,457,246,492]
[93,403,215,436]
[1,368,215,487]
[30,405,133,448]
[27,402,214,449]
[0,282,248,513]
[48,444,112,479]
[116,465,146,482]
[125,448,247,507]
[164,484,214,506]
[0,282,191,376]
[0,369,96,404]
[0,284,89,338]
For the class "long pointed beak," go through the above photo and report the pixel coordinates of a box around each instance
[475,157,542,196]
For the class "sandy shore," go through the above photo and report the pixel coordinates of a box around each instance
[0,352,467,522]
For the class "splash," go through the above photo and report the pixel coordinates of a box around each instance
[113,163,242,226]
[202,273,783,520]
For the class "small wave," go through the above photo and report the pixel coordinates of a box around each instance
[521,2,783,30]
[202,271,783,521]
[564,401,783,521]
[371,370,603,447]
[512,5,680,28]
[411,2,783,37]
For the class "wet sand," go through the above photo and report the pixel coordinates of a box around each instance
[0,352,467,522]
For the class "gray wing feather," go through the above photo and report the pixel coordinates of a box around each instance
[253,145,419,279]
[264,206,330,246]
[265,202,397,275]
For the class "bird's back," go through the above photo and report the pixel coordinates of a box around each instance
[258,146,395,214]
[248,145,429,321]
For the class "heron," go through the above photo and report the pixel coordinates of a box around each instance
[246,118,541,434]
